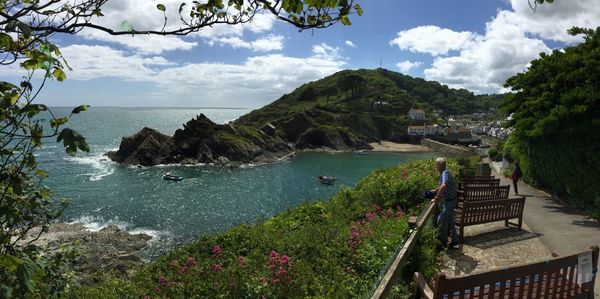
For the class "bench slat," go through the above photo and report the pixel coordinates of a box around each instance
[416,246,598,298]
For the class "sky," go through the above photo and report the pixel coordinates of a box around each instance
[1,0,599,108]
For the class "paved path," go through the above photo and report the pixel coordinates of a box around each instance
[491,161,600,296]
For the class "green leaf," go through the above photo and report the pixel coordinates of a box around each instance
[120,20,133,32]
[22,104,48,118]
[0,284,12,299]
[52,68,66,82]
[16,257,42,294]
[0,33,12,50]
[71,104,89,115]
[0,254,22,272]
[157,3,166,11]
[340,15,351,26]
[21,59,40,70]
[20,81,32,91]
[50,116,69,129]
[57,128,89,155]
[354,4,362,16]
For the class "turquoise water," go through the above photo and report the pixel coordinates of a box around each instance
[38,107,436,259]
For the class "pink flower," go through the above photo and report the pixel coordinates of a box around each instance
[228,280,236,289]
[372,204,382,212]
[270,250,279,259]
[186,256,197,267]
[238,256,247,266]
[212,263,221,271]
[279,255,290,265]
[158,276,167,285]
[212,245,221,255]
[170,259,179,267]
[169,281,177,287]
[179,267,188,275]
[144,295,150,299]
[366,211,377,221]
[272,277,280,284]
[276,267,288,276]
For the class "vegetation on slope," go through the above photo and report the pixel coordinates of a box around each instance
[237,69,504,146]
[502,27,600,219]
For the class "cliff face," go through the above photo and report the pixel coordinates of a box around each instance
[107,114,295,166]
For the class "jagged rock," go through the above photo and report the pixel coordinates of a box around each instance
[20,223,152,285]
[106,127,175,166]
[295,127,369,150]
[107,113,293,166]
[280,112,314,142]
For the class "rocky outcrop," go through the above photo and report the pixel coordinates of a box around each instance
[22,223,152,284]
[295,126,371,150]
[107,127,175,166]
[107,114,293,166]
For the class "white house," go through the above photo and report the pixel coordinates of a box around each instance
[407,108,425,120]
[408,126,426,136]
[408,125,441,136]
[425,124,442,136]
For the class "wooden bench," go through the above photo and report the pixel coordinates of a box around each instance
[459,179,501,190]
[414,246,599,299]
[457,185,510,203]
[454,196,525,243]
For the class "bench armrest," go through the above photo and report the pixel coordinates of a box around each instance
[413,272,434,299]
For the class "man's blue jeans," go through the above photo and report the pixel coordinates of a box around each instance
[437,198,459,245]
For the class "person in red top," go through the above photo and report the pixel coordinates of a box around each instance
[511,161,522,195]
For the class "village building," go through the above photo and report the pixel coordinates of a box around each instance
[407,108,426,120]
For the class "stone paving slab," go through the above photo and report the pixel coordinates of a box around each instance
[441,222,551,277]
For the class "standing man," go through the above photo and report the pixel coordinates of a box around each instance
[430,157,459,249]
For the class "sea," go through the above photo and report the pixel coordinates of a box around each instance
[36,107,437,259]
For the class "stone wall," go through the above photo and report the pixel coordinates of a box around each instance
[422,138,476,157]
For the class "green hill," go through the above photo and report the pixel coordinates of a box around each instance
[237,68,503,146]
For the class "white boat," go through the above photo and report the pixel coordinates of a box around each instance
[354,150,368,155]
[163,172,183,181]
[317,176,336,185]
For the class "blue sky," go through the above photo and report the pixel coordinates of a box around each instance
[1,0,599,108]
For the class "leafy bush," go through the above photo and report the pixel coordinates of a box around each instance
[69,159,467,298]
[502,27,600,219]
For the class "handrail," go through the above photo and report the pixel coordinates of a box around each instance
[369,201,437,299]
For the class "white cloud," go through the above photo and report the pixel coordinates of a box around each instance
[311,43,343,61]
[390,0,600,93]
[345,40,356,48]
[79,30,197,54]
[59,45,171,81]
[76,1,278,54]
[50,44,345,107]
[396,60,422,73]
[389,26,476,56]
[210,35,284,52]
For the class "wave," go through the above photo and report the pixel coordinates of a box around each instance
[67,215,129,232]
[64,154,114,181]
[66,215,171,243]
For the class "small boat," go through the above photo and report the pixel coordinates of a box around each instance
[317,176,336,185]
[354,150,368,155]
[163,172,183,181]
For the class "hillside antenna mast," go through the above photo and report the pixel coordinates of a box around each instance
[379,58,382,68]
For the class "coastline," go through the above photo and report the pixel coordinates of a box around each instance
[368,141,432,153]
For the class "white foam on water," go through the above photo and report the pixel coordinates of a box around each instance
[64,153,114,181]
[67,215,130,232]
